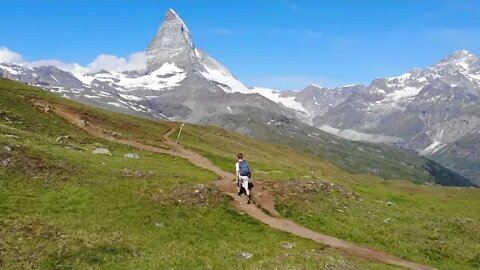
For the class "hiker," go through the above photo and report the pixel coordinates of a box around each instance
[235,153,253,204]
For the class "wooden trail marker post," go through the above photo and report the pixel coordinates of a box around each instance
[172,123,184,155]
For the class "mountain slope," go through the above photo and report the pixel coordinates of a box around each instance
[316,50,480,184]
[250,84,363,124]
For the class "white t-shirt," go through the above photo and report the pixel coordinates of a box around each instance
[235,159,241,174]
[235,159,241,179]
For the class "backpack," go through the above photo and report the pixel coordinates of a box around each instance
[238,160,250,176]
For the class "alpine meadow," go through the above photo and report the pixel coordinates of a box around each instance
[1,2,480,270]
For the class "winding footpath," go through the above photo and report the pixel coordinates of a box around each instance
[35,100,437,270]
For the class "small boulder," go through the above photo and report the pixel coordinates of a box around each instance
[111,131,122,137]
[238,252,253,259]
[56,135,70,143]
[124,153,140,159]
[92,148,111,156]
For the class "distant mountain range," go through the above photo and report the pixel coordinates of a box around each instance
[1,9,479,185]
[315,50,480,183]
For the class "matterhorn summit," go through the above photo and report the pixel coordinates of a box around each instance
[0,8,294,123]
[146,9,200,73]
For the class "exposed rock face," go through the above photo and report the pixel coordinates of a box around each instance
[247,84,363,124]
[146,9,201,73]
[294,84,363,121]
[0,64,84,88]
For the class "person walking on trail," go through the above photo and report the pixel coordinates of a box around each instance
[235,153,253,204]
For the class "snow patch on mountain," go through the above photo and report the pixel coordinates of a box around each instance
[389,72,412,81]
[250,87,308,114]
[74,73,96,85]
[421,140,444,155]
[201,64,249,93]
[0,64,23,75]
[386,86,422,101]
[319,125,402,144]
[118,93,143,101]
[195,48,249,93]
[73,62,186,91]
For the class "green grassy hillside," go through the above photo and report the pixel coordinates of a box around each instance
[170,115,480,269]
[1,79,479,269]
[0,79,402,269]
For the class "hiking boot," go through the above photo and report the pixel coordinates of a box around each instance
[247,200,251,204]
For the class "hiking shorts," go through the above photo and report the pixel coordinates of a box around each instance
[239,175,250,190]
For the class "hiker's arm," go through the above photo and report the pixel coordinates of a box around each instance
[234,172,239,185]
[234,162,239,184]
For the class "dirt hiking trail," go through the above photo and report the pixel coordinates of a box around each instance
[35,100,437,270]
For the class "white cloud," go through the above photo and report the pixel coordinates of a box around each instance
[0,46,146,74]
[87,52,146,73]
[0,47,23,63]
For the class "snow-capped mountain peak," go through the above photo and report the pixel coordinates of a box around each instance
[433,49,479,73]
[146,9,197,73]
[165,8,183,22]
[144,9,250,94]
[446,49,476,61]
[317,49,480,175]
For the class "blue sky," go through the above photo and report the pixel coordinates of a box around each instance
[1,0,479,89]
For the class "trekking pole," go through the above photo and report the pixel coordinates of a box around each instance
[172,123,184,155]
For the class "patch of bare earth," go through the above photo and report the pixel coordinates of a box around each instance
[0,144,71,179]
[151,183,229,207]
[265,179,361,202]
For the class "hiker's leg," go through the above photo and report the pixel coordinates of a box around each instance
[242,176,251,204]
[240,176,249,197]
